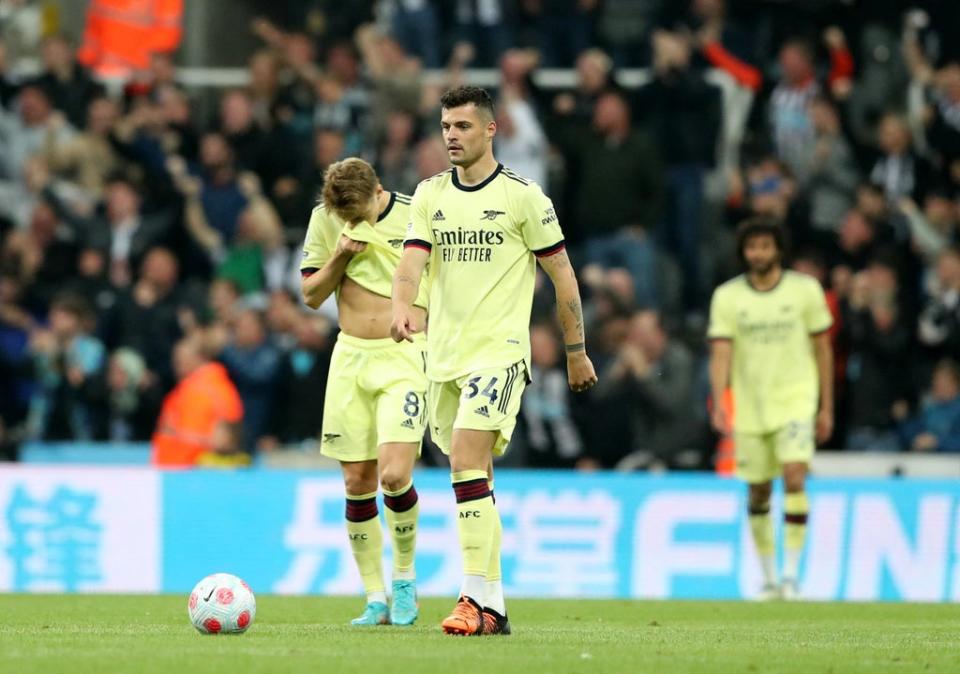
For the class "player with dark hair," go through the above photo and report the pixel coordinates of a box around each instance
[301,158,426,627]
[391,85,597,635]
[708,217,834,600]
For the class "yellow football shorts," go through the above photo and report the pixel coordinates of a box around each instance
[320,332,428,462]
[428,360,529,456]
[734,419,815,483]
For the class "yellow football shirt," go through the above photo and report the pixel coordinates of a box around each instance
[404,164,565,381]
[708,270,832,434]
[301,192,429,308]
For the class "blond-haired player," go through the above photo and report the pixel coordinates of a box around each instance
[708,218,834,600]
[301,158,427,626]
[391,86,597,635]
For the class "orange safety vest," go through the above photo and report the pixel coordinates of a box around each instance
[78,0,183,78]
[151,362,244,467]
[713,388,736,476]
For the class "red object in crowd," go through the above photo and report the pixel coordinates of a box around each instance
[78,0,183,78]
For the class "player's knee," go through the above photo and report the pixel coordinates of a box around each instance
[343,465,378,495]
[782,464,807,492]
[379,465,410,493]
[748,482,772,507]
[449,454,487,474]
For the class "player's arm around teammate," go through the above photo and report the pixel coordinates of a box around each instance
[301,158,427,627]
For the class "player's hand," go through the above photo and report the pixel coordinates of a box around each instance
[566,352,597,392]
[390,307,422,343]
[711,405,731,436]
[335,234,367,258]
[816,407,834,444]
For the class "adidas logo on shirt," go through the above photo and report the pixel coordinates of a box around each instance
[474,406,490,418]
[432,209,446,221]
[401,418,415,429]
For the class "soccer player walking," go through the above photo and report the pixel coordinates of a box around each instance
[301,158,426,626]
[391,86,597,635]
[708,218,834,600]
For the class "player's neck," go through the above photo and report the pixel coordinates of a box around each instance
[376,190,392,215]
[747,266,783,292]
[456,153,500,186]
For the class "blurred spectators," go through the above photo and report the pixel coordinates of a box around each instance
[44,95,122,198]
[526,0,597,68]
[842,259,913,451]
[807,95,859,242]
[25,293,105,441]
[86,175,170,288]
[0,84,74,181]
[219,307,281,453]
[513,323,585,468]
[101,247,185,387]
[263,312,332,449]
[35,34,103,130]
[869,112,933,204]
[592,310,701,468]
[918,247,960,363]
[88,347,162,442]
[554,89,662,306]
[634,30,720,309]
[896,358,960,453]
[382,0,442,69]
[5,3,960,464]
[451,0,511,68]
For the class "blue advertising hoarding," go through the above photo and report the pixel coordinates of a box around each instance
[1,466,958,601]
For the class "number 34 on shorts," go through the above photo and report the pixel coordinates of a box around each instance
[427,361,529,455]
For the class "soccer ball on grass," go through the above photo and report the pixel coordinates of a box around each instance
[187,573,256,634]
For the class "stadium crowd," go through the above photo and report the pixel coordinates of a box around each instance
[2,0,960,468]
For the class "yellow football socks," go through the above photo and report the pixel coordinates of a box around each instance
[383,481,419,582]
[452,470,496,602]
[345,491,385,603]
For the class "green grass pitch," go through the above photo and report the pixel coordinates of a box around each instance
[2,595,958,674]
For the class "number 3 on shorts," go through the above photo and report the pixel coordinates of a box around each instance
[464,376,499,404]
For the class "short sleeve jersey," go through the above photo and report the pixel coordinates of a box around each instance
[404,164,565,382]
[301,192,428,308]
[707,270,833,434]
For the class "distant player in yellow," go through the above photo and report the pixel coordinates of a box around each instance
[708,218,834,601]
[301,158,428,626]
[391,86,598,635]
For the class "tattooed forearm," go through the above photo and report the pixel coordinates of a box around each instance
[565,342,585,353]
[538,248,587,350]
[565,299,584,336]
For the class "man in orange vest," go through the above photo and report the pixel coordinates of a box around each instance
[151,334,245,467]
[78,0,183,79]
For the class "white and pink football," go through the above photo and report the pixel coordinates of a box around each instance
[187,573,256,635]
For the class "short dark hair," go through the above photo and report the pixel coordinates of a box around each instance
[50,292,94,323]
[735,217,787,266]
[440,86,495,120]
[934,358,960,387]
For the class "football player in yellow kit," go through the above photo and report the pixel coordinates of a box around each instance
[301,158,427,626]
[708,218,834,600]
[391,86,597,635]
